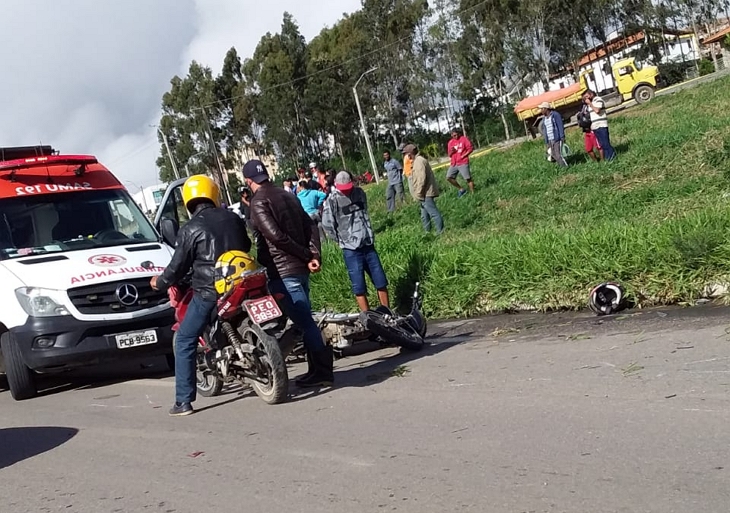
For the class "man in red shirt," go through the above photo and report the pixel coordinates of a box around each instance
[446,127,474,197]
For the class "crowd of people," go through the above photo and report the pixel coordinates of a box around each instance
[153,127,484,416]
[153,95,623,416]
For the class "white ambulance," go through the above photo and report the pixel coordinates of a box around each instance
[0,146,175,400]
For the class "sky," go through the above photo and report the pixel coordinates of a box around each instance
[0,0,361,192]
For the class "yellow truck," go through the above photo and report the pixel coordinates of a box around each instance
[514,57,660,135]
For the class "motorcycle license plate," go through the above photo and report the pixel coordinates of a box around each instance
[244,295,283,324]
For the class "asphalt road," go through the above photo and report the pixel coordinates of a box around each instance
[2,305,730,513]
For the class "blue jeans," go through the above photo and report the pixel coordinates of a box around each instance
[420,197,444,234]
[343,245,388,296]
[593,127,615,161]
[175,294,216,404]
[385,182,405,212]
[269,275,326,352]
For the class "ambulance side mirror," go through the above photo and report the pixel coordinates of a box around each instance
[159,217,179,247]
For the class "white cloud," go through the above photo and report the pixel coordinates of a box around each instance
[0,0,361,190]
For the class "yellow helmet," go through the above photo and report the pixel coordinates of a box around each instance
[182,174,220,209]
[214,250,258,295]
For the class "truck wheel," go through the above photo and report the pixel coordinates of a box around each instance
[633,85,654,104]
[0,332,37,400]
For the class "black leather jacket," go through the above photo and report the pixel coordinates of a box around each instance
[157,203,252,301]
[250,182,321,280]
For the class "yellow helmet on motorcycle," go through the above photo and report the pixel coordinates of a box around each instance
[214,250,258,295]
[182,174,220,209]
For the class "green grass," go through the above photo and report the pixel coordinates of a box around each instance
[311,76,730,319]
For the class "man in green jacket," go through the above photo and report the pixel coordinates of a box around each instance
[402,144,444,235]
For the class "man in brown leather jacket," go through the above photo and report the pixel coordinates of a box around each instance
[243,159,334,387]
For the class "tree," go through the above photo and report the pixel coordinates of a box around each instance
[357,0,431,148]
[243,13,310,161]
[304,13,370,166]
[156,61,219,183]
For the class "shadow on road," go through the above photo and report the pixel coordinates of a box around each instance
[0,426,78,470]
[0,357,175,400]
[288,331,473,402]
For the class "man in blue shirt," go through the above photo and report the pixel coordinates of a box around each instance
[383,151,405,213]
[539,101,568,168]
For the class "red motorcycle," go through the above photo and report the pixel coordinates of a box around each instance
[168,268,289,404]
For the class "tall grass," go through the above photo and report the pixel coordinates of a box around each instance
[311,76,730,318]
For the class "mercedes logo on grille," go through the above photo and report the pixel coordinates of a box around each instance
[115,284,139,306]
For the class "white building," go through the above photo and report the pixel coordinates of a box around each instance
[130,184,167,215]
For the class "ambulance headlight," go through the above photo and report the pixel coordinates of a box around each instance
[15,288,70,317]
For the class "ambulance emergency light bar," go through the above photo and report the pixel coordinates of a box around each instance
[0,155,99,182]
[0,145,57,161]
[0,155,99,172]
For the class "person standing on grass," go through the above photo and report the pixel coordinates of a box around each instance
[398,143,414,196]
[583,90,616,161]
[577,101,603,162]
[321,171,390,312]
[383,150,405,213]
[446,127,475,197]
[539,101,568,168]
[402,144,444,235]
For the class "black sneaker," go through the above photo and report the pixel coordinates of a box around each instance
[169,402,194,417]
[296,371,334,388]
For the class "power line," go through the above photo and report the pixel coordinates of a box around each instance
[192,0,491,111]
[105,138,157,167]
[119,0,491,173]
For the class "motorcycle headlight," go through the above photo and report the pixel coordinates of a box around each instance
[15,287,70,317]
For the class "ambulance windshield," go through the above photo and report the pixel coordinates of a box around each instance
[0,189,158,260]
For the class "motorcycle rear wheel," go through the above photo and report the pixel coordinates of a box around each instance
[172,332,224,397]
[197,368,224,397]
[361,309,425,352]
[240,322,289,404]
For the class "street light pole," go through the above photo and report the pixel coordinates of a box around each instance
[153,126,180,180]
[353,67,380,184]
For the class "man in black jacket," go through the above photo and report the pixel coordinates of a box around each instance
[151,174,251,416]
[243,159,333,388]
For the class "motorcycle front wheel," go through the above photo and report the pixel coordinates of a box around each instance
[240,322,289,404]
[361,309,425,352]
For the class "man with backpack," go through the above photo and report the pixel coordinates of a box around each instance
[321,171,390,312]
[577,100,603,162]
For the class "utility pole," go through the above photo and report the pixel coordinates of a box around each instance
[154,126,180,180]
[353,67,380,184]
[126,181,149,213]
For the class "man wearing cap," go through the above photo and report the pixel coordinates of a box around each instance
[242,159,334,388]
[321,171,390,312]
[402,144,444,235]
[539,102,568,168]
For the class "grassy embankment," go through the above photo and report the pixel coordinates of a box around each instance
[311,76,730,319]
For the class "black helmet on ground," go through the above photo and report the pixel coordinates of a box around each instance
[589,282,626,316]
